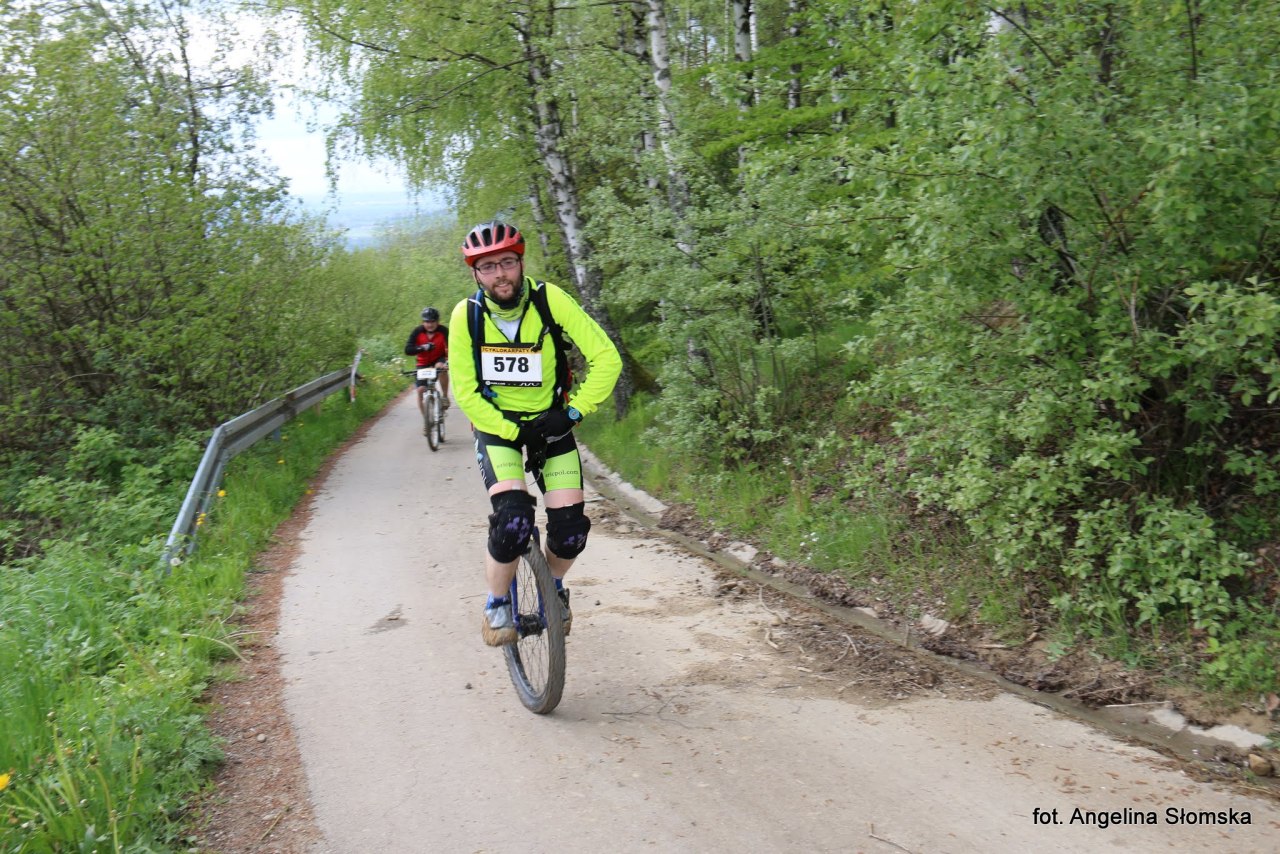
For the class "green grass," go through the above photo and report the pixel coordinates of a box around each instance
[578,392,1024,637]
[0,361,403,852]
[577,393,675,496]
[581,389,1280,700]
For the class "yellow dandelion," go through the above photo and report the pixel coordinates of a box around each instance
[217,489,226,498]
[277,459,285,465]
[0,771,11,792]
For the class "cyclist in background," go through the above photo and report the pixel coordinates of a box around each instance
[404,307,450,419]
[449,221,621,646]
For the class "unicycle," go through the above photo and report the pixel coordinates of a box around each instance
[503,528,566,714]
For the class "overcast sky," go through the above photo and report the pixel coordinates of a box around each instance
[195,11,448,244]
[254,91,448,245]
[255,100,406,206]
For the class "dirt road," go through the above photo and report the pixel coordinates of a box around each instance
[273,394,1280,853]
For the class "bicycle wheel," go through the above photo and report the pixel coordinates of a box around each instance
[434,393,446,444]
[503,529,566,714]
[425,389,440,452]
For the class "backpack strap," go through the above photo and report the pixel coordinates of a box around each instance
[528,281,574,403]
[467,289,500,406]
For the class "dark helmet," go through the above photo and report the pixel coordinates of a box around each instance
[421,307,440,322]
[461,221,525,267]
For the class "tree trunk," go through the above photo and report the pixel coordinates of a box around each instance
[620,2,659,188]
[787,0,803,111]
[645,0,691,234]
[517,10,635,417]
[732,0,755,109]
[528,179,553,261]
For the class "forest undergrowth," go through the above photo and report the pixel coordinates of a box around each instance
[578,389,1280,734]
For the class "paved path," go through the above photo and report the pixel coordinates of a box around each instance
[277,394,1280,852]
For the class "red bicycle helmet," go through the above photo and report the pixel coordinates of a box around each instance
[461,221,526,267]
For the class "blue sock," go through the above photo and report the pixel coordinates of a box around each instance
[553,577,564,591]
[486,594,509,608]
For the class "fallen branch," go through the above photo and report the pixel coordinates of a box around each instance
[757,587,784,620]
[256,804,292,848]
[1064,679,1149,701]
[833,633,860,663]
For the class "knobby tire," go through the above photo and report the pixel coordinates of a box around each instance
[503,529,566,714]
[425,389,440,452]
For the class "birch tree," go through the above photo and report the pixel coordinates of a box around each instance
[280,0,636,415]
[645,0,692,231]
[731,0,756,107]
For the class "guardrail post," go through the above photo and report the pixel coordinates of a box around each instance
[161,424,227,573]
[349,349,364,402]
[158,359,366,571]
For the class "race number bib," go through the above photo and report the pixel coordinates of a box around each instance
[416,367,437,381]
[480,345,542,387]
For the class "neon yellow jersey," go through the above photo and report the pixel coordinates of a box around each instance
[448,277,622,442]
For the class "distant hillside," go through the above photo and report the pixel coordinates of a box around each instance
[307,190,449,249]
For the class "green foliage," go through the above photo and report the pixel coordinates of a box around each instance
[580,0,1280,690]
[817,1,1279,659]
[575,393,672,496]
[329,214,478,332]
[0,362,403,851]
[0,10,433,842]
[1201,619,1280,695]
[0,3,351,455]
[580,394,1021,640]
[589,151,852,463]
[1056,498,1249,630]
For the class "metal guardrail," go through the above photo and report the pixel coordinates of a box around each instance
[160,352,363,570]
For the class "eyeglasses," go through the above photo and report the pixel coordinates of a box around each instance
[475,257,521,275]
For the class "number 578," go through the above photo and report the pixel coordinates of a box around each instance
[494,356,530,373]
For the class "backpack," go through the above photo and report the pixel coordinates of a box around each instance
[468,280,574,409]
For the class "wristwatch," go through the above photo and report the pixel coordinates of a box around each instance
[566,405,582,424]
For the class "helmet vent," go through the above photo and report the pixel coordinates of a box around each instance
[462,220,525,265]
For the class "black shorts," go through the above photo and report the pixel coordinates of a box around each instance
[473,427,582,494]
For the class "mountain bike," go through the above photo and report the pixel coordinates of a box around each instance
[403,366,446,451]
[503,527,566,714]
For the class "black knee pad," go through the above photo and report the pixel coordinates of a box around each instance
[546,502,591,560]
[488,491,536,563]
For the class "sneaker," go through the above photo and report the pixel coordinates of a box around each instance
[481,600,517,646]
[558,588,572,637]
